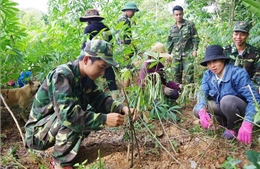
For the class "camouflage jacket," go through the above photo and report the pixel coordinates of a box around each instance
[167,19,200,58]
[223,43,260,87]
[116,14,132,45]
[25,60,125,134]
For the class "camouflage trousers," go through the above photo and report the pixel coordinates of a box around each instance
[173,54,194,84]
[25,113,90,167]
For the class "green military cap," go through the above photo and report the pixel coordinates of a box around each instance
[233,21,250,33]
[122,2,139,12]
[84,40,119,67]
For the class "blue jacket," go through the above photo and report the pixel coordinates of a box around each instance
[194,64,260,122]
[17,71,32,87]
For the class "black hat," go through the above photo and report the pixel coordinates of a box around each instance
[200,45,230,66]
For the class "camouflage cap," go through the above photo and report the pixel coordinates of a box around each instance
[233,21,250,33]
[84,40,119,67]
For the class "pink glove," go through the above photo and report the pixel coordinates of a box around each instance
[198,109,211,129]
[237,122,253,144]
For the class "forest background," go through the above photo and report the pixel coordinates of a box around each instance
[1,0,260,84]
[0,0,260,168]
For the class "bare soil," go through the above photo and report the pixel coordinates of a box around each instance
[1,104,260,169]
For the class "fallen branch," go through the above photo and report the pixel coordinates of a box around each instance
[0,94,25,145]
[138,117,182,166]
[196,135,217,168]
[154,104,177,154]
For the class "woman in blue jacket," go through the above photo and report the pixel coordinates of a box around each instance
[193,45,260,144]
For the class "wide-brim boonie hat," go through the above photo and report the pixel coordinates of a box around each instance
[122,2,139,12]
[80,9,104,22]
[200,45,230,66]
[145,42,172,58]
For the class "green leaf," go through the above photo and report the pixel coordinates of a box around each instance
[246,150,260,168]
[242,0,260,17]
[157,106,167,114]
[168,112,178,122]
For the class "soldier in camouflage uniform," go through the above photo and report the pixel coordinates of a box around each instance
[223,21,260,93]
[116,2,139,88]
[116,2,139,48]
[25,40,137,169]
[167,5,200,84]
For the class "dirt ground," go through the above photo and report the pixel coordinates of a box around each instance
[1,104,260,169]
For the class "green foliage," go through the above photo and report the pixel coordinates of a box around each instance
[0,145,26,168]
[120,67,132,82]
[248,22,260,48]
[19,9,46,29]
[48,0,90,25]
[221,156,241,169]
[185,0,214,22]
[15,0,87,82]
[0,0,27,82]
[188,125,201,133]
[242,0,260,18]
[144,72,164,104]
[178,83,199,106]
[27,149,49,169]
[74,159,89,169]
[144,145,160,156]
[244,150,260,169]
[1,0,260,168]
[74,149,105,169]
[23,22,82,81]
[150,101,181,122]
[2,0,259,83]
[246,85,260,128]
